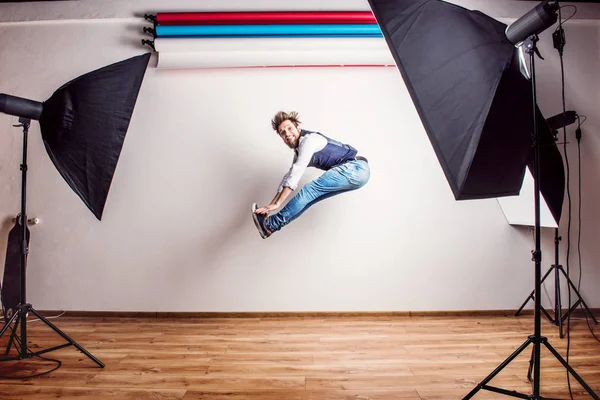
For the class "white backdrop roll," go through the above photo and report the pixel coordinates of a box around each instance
[154,37,396,69]
[156,50,396,69]
[154,37,391,52]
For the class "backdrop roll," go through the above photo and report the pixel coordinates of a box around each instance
[154,37,390,53]
[155,11,377,25]
[154,24,383,38]
[156,49,395,69]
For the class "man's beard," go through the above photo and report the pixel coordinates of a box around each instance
[286,138,298,149]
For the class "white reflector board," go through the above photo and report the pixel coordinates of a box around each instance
[497,168,558,228]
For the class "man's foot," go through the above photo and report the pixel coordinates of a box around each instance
[252,203,272,239]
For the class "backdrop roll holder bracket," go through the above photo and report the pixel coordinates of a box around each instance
[143,27,156,38]
[141,39,156,52]
[144,14,157,26]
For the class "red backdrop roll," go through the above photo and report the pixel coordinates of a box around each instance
[156,11,377,25]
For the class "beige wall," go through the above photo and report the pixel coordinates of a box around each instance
[0,0,598,312]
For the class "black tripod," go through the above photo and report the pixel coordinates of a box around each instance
[463,36,598,400]
[516,228,598,338]
[0,118,104,369]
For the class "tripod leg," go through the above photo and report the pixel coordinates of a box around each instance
[560,267,598,324]
[554,266,564,338]
[540,267,557,324]
[27,307,104,368]
[527,346,534,382]
[542,338,600,399]
[463,338,533,399]
[516,266,555,317]
[541,306,555,325]
[562,300,582,325]
[5,316,20,356]
[515,290,535,316]
[0,309,20,338]
[1,309,24,359]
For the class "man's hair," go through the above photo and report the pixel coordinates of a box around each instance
[271,111,301,133]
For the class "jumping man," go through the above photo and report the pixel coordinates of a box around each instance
[252,111,370,238]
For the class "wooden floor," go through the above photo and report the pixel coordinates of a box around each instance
[0,313,599,399]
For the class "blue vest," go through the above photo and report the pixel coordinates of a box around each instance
[298,130,358,170]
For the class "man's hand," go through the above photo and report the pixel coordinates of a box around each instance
[254,203,278,215]
[254,188,292,215]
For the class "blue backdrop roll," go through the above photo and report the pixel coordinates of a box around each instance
[155,24,383,37]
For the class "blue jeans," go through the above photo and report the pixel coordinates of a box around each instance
[266,159,370,233]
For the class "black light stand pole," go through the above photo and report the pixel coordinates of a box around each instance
[0,119,104,369]
[19,117,30,358]
[553,228,563,336]
[463,34,598,400]
[531,35,543,397]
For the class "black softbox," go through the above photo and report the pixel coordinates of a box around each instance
[37,53,151,220]
[368,0,564,223]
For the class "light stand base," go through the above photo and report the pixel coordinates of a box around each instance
[0,303,104,368]
[462,334,599,399]
[516,265,598,338]
[516,228,598,338]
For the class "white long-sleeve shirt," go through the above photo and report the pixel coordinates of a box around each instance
[277,132,328,192]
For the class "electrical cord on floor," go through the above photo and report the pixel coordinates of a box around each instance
[0,310,67,378]
[0,323,63,379]
[0,355,62,379]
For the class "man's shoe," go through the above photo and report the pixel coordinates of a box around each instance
[251,203,272,239]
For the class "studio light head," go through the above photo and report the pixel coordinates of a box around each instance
[505,0,559,45]
[0,94,43,121]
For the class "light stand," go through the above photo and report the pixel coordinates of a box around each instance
[0,118,103,369]
[515,227,598,338]
[514,9,598,339]
[0,53,149,372]
[463,34,597,400]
